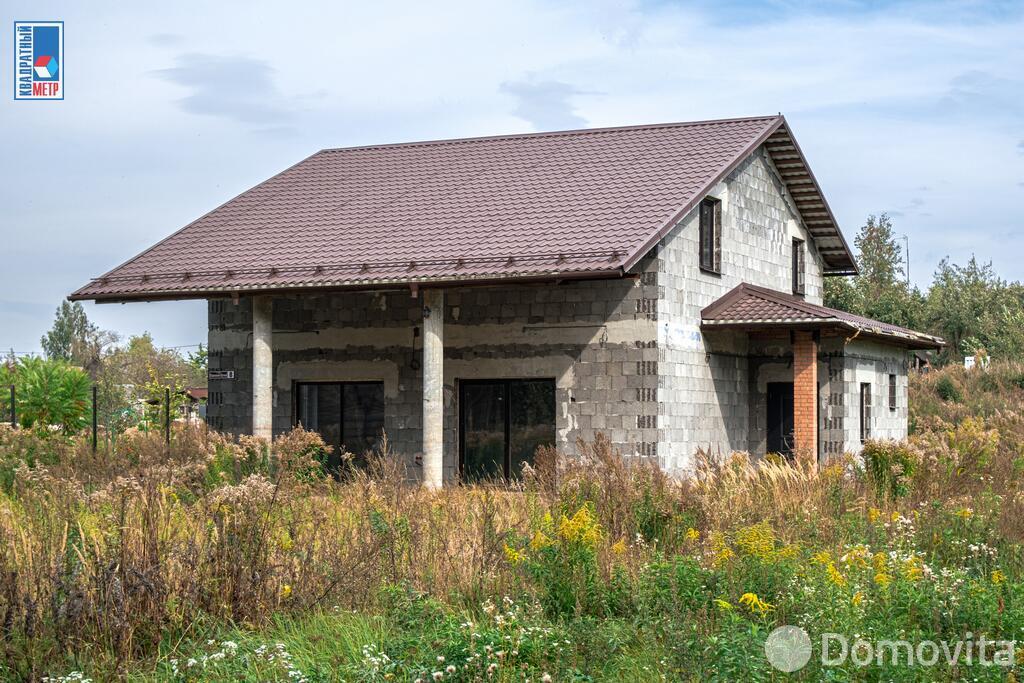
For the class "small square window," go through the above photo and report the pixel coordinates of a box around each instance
[889,374,897,411]
[699,197,721,274]
[792,238,806,296]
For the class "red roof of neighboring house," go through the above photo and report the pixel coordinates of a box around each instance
[70,115,856,302]
[701,283,944,349]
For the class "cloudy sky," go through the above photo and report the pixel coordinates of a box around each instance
[2,0,1022,354]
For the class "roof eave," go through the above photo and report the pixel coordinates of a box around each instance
[68,267,629,304]
[700,318,945,350]
[620,115,786,272]
[773,121,859,276]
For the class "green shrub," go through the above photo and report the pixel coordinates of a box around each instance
[935,375,963,402]
[862,439,917,500]
[509,504,606,618]
[3,357,90,435]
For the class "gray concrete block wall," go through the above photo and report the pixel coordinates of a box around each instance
[206,256,661,481]
[207,298,254,436]
[837,339,910,455]
[655,148,828,472]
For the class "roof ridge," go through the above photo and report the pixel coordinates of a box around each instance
[317,114,782,154]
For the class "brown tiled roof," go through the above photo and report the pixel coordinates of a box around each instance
[70,115,856,302]
[701,283,944,349]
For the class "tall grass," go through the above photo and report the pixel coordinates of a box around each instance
[0,362,1023,680]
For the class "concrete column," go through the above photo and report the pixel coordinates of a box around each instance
[422,289,444,488]
[252,295,274,441]
[792,331,818,460]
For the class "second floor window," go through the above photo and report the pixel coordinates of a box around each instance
[792,238,806,295]
[699,197,721,274]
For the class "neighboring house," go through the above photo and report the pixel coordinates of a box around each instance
[71,115,943,485]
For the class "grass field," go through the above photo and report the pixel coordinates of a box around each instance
[3,363,1024,681]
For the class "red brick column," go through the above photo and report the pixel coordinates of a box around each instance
[793,331,818,459]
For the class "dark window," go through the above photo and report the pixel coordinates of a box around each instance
[295,382,385,468]
[889,374,897,411]
[792,238,806,295]
[460,379,555,482]
[859,383,872,442]
[699,197,722,274]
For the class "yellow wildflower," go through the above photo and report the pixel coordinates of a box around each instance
[841,545,871,569]
[868,507,881,525]
[529,530,552,551]
[827,562,848,587]
[872,552,888,573]
[810,550,833,566]
[709,531,735,567]
[714,598,734,611]
[890,511,901,523]
[685,527,700,543]
[954,507,974,520]
[503,543,525,565]
[874,572,891,587]
[902,555,924,581]
[992,570,1006,585]
[777,543,799,560]
[611,538,627,555]
[558,507,603,549]
[735,521,776,560]
[738,592,775,616]
[280,584,292,599]
[852,591,865,606]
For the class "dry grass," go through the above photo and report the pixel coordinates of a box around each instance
[1,362,1023,677]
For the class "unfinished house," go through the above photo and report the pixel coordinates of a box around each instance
[71,115,943,485]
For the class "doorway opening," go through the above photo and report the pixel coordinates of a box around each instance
[766,381,795,458]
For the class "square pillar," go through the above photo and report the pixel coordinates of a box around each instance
[422,289,444,488]
[252,295,274,441]
[793,331,818,459]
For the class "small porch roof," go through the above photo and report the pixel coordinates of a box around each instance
[701,283,944,350]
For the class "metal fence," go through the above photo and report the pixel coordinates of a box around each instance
[5,383,197,451]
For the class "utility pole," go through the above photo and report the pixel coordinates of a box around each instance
[898,234,910,285]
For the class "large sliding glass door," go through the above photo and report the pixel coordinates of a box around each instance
[459,379,555,481]
[296,382,385,469]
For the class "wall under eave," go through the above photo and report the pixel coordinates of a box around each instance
[206,257,661,481]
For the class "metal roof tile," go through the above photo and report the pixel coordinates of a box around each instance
[70,115,855,301]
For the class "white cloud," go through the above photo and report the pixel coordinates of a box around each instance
[1,0,1022,351]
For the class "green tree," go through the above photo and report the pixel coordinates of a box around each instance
[40,301,117,376]
[94,333,206,433]
[187,344,208,376]
[1,357,91,434]
[926,256,1024,363]
[824,213,923,329]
